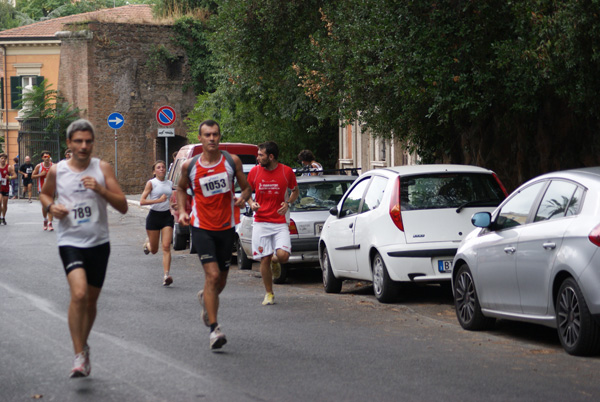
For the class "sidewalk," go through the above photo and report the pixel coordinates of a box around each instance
[125,194,150,210]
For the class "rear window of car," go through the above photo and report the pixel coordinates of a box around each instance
[292,180,355,211]
[400,173,505,211]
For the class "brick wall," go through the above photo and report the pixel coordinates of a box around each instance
[58,22,196,193]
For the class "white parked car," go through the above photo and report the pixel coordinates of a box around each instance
[236,175,357,283]
[319,165,507,303]
[452,167,600,356]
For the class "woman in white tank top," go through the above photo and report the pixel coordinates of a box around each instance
[140,160,175,286]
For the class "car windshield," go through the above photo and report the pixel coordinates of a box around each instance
[400,173,505,211]
[291,180,355,211]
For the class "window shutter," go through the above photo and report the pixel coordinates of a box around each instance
[35,76,45,85]
[10,76,21,109]
[1,78,4,110]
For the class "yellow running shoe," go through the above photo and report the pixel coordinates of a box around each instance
[262,292,275,306]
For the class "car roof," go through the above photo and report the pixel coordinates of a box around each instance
[296,174,357,183]
[371,164,495,176]
[524,167,600,188]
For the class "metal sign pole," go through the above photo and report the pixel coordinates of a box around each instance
[114,129,118,178]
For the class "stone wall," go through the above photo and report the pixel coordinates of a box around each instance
[58,22,195,193]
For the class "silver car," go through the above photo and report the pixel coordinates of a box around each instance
[236,175,357,283]
[452,167,600,356]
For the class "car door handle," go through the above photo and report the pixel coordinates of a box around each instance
[349,223,353,229]
[543,242,556,250]
[504,246,516,254]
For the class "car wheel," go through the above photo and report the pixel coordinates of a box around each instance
[372,252,399,303]
[272,263,288,284]
[236,237,253,270]
[321,245,342,293]
[173,223,187,251]
[556,277,600,356]
[454,264,495,330]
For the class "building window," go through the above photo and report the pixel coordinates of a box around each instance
[372,137,387,163]
[10,75,44,109]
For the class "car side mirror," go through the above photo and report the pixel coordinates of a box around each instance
[471,212,492,228]
[329,206,339,216]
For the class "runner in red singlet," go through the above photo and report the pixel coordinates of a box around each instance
[176,119,251,350]
[0,153,17,225]
[32,150,54,231]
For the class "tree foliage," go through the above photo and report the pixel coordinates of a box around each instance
[18,80,81,150]
[154,0,600,188]
[16,0,147,21]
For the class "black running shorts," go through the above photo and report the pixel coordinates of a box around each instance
[145,209,174,231]
[59,242,111,288]
[190,226,235,272]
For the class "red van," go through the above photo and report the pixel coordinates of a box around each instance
[167,143,258,250]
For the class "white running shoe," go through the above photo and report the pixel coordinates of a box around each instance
[197,290,210,327]
[70,351,90,378]
[210,326,227,350]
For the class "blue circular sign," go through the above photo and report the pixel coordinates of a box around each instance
[107,112,125,130]
[156,106,176,126]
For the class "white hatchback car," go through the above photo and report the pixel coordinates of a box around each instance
[319,165,507,303]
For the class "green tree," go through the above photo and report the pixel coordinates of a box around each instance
[17,0,147,21]
[194,0,338,168]
[0,2,21,30]
[18,79,81,152]
[295,0,600,189]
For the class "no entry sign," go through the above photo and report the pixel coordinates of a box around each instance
[156,105,176,126]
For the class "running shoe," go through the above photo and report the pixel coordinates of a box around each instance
[197,290,210,327]
[48,222,54,231]
[271,260,282,278]
[163,275,173,286]
[70,351,90,378]
[0,218,5,225]
[143,240,150,255]
[262,292,275,306]
[209,325,227,350]
[28,199,32,203]
[43,220,48,231]
[83,344,91,375]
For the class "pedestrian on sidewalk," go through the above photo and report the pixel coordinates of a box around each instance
[40,119,128,378]
[297,149,323,176]
[176,119,251,350]
[247,141,299,306]
[140,160,175,286]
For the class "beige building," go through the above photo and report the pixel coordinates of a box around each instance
[338,121,418,174]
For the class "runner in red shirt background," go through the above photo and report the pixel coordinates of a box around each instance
[32,150,54,231]
[0,153,17,225]
[247,141,299,306]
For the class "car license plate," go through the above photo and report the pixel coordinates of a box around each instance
[315,223,324,235]
[438,260,452,273]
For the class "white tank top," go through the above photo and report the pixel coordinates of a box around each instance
[56,158,109,247]
[148,177,173,212]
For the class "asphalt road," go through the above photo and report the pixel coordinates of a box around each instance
[1,198,600,401]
